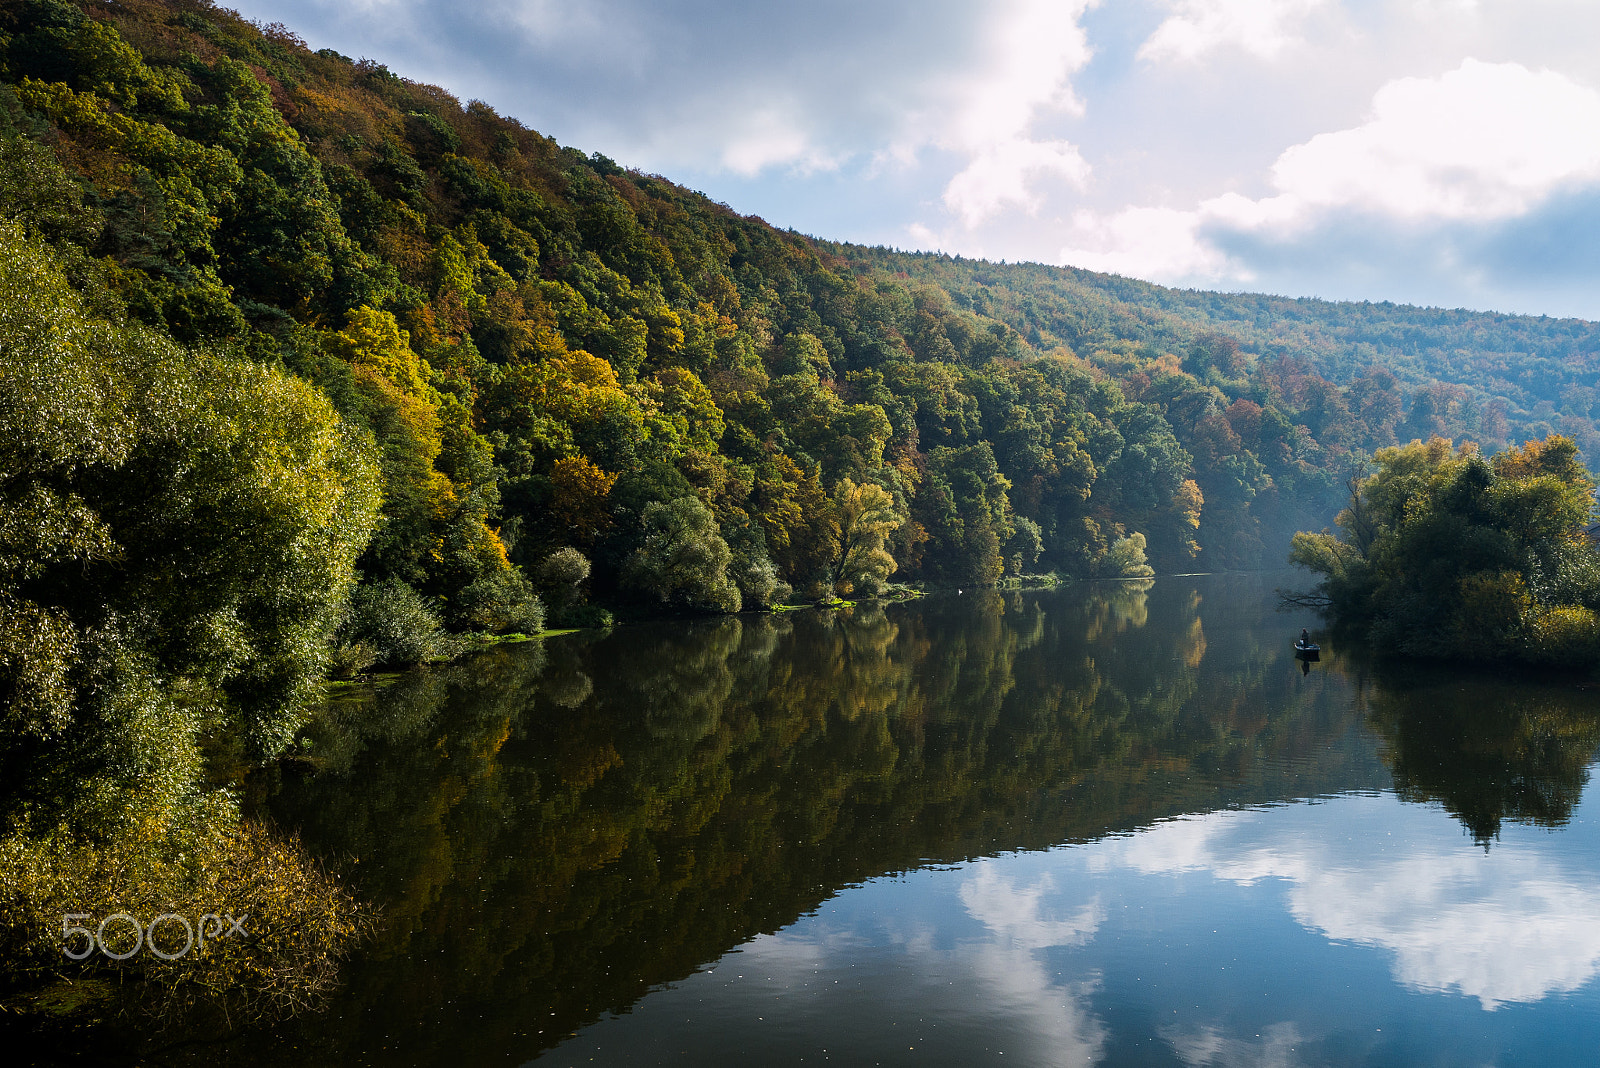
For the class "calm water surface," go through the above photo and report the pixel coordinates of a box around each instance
[237,573,1600,1066]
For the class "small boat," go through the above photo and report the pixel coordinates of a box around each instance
[1294,640,1320,661]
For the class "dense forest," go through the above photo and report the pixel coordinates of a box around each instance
[837,249,1600,460]
[3,0,1600,1024]
[5,0,1599,645]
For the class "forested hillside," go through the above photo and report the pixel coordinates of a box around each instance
[5,0,1600,661]
[4,0,1600,1022]
[839,249,1600,457]
[5,0,1595,658]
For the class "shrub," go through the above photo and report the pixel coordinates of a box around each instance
[734,555,792,610]
[535,547,591,610]
[0,806,368,1024]
[327,640,377,678]
[1103,532,1156,578]
[1453,571,1529,658]
[1523,606,1600,667]
[338,579,466,666]
[549,603,614,629]
[453,569,545,634]
[1007,516,1044,574]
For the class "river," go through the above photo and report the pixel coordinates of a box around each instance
[215,572,1600,1066]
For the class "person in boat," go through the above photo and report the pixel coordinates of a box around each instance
[1298,629,1310,648]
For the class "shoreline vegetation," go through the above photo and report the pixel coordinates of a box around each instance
[2,0,1598,1034]
[1289,436,1600,671]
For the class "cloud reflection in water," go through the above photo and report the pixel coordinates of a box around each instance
[535,773,1600,1067]
[731,784,1600,1065]
[1100,797,1600,1010]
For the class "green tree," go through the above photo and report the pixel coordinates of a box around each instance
[1103,532,1156,578]
[917,444,1012,584]
[623,496,742,613]
[0,224,381,769]
[1290,435,1600,664]
[536,547,592,611]
[0,222,378,1013]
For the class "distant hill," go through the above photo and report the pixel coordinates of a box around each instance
[830,247,1600,458]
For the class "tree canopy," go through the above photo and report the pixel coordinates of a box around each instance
[1290,435,1600,665]
[9,0,1594,630]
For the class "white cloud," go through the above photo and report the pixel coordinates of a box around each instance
[1270,846,1600,1010]
[734,862,1110,1068]
[1058,58,1600,287]
[718,110,841,177]
[944,140,1091,225]
[1165,1021,1309,1068]
[957,861,1110,1066]
[960,943,1108,1067]
[934,0,1100,226]
[1060,205,1235,279]
[958,862,1104,949]
[947,0,1095,146]
[1409,0,1479,14]
[500,0,621,48]
[1263,58,1600,221]
[1139,0,1328,63]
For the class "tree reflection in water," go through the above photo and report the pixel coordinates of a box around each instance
[1350,662,1600,845]
[183,577,1596,1066]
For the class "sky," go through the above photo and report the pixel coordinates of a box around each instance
[228,0,1600,319]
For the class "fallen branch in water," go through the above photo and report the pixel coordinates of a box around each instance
[1276,588,1333,609]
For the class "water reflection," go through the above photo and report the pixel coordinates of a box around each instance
[612,789,1600,1068]
[190,575,1600,1065]
[1353,666,1600,844]
[956,865,1108,1065]
[1103,800,1600,1010]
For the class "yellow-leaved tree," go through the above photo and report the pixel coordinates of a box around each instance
[830,479,903,597]
[326,307,540,659]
